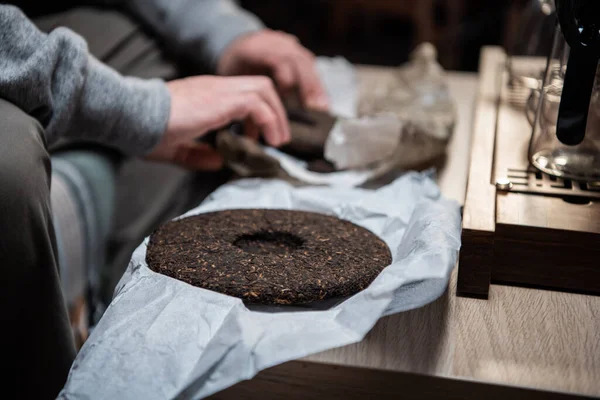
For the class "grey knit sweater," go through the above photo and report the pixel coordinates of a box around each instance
[0,2,264,155]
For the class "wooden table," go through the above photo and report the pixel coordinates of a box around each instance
[210,52,600,399]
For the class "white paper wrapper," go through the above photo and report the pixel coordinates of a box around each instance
[263,145,398,187]
[58,171,461,400]
[316,56,358,118]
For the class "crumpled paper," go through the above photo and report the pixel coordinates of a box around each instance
[316,56,358,118]
[263,145,398,187]
[58,171,461,400]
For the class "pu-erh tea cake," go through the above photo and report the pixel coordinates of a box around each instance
[146,209,392,305]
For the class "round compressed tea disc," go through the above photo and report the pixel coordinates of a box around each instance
[146,209,392,305]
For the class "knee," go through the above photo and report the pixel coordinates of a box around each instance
[0,99,50,205]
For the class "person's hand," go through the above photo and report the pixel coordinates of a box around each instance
[217,29,329,111]
[144,75,290,170]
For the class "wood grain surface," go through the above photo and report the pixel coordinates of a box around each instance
[455,47,504,298]
[214,48,600,399]
[454,274,600,396]
[460,47,502,233]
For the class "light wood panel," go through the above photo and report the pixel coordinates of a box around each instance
[461,48,503,233]
[306,264,600,398]
[216,267,600,398]
[454,275,600,396]
[305,284,454,376]
[497,192,600,232]
[455,48,505,298]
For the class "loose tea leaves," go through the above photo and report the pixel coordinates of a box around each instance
[146,209,392,305]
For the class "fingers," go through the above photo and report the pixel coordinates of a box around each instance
[211,76,291,144]
[221,78,290,146]
[213,92,279,146]
[275,30,299,43]
[264,39,329,111]
[173,143,224,170]
[253,77,291,144]
[292,51,329,111]
[164,74,291,155]
[237,93,282,146]
[272,62,296,92]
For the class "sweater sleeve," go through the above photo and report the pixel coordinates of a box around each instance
[0,5,171,155]
[121,0,265,71]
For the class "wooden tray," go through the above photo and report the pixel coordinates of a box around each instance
[456,47,600,299]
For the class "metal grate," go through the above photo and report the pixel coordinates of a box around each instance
[496,168,600,200]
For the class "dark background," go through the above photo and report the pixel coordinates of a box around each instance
[238,0,534,72]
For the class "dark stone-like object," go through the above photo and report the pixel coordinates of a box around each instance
[281,107,337,161]
[146,209,392,305]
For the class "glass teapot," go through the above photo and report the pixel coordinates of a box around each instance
[528,0,600,181]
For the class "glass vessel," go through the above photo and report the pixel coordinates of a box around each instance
[528,0,600,181]
[506,0,556,102]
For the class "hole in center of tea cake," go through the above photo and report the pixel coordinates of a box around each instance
[233,231,304,255]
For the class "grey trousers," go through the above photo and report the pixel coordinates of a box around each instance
[1,7,229,398]
[0,99,77,399]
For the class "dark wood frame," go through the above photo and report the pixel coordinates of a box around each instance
[208,361,593,400]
